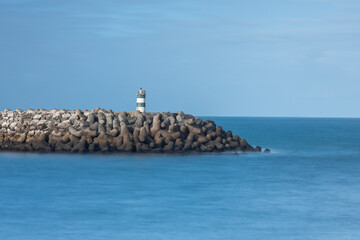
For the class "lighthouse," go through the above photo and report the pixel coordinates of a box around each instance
[136,88,146,112]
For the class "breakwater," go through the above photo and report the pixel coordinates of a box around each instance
[0,108,266,153]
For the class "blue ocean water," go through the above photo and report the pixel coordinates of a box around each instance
[1,117,360,240]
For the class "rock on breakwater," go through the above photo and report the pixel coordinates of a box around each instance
[0,108,265,154]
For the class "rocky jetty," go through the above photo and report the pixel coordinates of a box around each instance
[0,108,266,154]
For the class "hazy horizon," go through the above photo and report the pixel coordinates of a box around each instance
[1,0,359,118]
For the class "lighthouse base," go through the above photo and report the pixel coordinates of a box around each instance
[136,107,145,113]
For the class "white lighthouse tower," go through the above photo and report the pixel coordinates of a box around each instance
[136,88,146,112]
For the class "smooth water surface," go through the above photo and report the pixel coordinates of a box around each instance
[1,117,360,240]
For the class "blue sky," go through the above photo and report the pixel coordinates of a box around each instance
[0,0,359,117]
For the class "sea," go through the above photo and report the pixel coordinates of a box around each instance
[0,117,360,240]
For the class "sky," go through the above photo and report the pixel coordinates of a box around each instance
[0,0,359,117]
